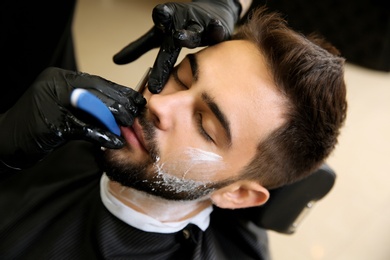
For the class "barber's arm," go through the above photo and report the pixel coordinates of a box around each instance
[0,67,145,174]
[113,0,252,94]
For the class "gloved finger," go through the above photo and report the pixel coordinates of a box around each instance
[93,83,146,109]
[152,3,175,32]
[116,85,147,107]
[83,88,144,127]
[106,101,137,127]
[113,27,163,65]
[82,125,125,149]
[205,19,230,45]
[68,115,125,149]
[148,36,181,94]
[174,23,203,48]
[97,85,146,126]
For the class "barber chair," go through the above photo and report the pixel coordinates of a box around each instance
[242,163,336,234]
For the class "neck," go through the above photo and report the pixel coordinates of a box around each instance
[108,181,212,222]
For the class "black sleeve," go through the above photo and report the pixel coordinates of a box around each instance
[0,0,78,113]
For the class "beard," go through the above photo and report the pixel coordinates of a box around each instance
[102,109,235,201]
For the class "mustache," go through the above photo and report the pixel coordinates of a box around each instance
[137,108,160,162]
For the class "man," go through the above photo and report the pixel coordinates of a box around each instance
[0,7,347,259]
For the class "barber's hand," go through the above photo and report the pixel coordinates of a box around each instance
[0,67,146,170]
[113,0,241,94]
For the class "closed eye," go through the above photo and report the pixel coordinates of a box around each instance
[197,113,214,143]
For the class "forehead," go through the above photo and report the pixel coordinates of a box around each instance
[195,40,286,161]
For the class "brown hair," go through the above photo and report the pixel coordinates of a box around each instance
[233,7,347,189]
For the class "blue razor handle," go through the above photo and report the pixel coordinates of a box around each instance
[70,89,121,136]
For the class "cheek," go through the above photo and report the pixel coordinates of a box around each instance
[153,147,228,182]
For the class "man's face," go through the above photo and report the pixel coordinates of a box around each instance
[104,40,286,201]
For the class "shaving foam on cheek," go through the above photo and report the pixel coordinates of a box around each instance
[153,147,226,184]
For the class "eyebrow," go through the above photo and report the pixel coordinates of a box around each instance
[187,54,199,82]
[186,53,232,146]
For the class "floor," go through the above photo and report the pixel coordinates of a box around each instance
[73,1,390,259]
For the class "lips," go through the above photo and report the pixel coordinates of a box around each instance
[120,119,148,153]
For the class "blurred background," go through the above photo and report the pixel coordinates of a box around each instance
[72,0,390,259]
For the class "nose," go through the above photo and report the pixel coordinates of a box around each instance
[147,92,194,130]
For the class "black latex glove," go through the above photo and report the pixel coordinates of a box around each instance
[113,0,241,94]
[0,67,146,170]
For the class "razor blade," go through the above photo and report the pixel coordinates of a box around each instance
[135,67,152,93]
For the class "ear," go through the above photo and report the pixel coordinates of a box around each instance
[210,180,270,209]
